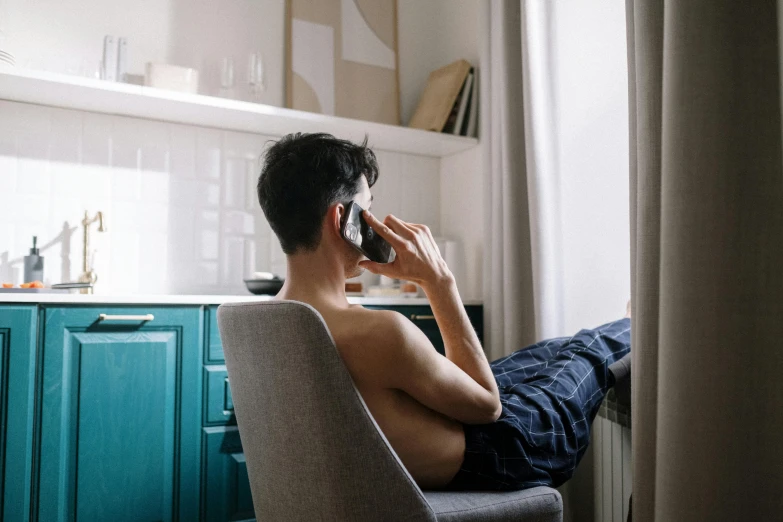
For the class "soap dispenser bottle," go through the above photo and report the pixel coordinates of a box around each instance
[23,236,44,282]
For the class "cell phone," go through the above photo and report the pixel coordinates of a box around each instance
[340,201,393,263]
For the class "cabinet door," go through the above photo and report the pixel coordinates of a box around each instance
[36,306,202,522]
[0,306,37,522]
[202,426,255,522]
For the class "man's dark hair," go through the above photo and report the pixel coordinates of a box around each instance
[257,133,379,254]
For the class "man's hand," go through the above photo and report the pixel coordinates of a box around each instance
[359,211,453,290]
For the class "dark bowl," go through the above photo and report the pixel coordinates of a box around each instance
[244,278,284,295]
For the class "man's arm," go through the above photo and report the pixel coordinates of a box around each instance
[354,309,500,424]
[359,212,501,423]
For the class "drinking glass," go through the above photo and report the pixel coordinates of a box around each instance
[247,52,265,101]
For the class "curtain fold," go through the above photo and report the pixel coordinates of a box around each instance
[627,1,783,520]
[482,0,538,359]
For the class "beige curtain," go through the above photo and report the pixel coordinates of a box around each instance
[626,0,783,520]
[481,0,537,360]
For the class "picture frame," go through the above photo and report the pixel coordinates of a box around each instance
[285,0,401,125]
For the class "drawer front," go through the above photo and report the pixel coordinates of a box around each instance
[206,305,225,363]
[202,426,254,521]
[204,366,236,425]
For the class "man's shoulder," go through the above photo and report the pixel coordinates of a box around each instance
[336,306,409,340]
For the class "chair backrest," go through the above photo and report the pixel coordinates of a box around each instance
[217,300,436,522]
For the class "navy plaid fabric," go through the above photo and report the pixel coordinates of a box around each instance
[447,318,631,491]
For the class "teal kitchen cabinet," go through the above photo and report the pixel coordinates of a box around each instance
[202,426,254,522]
[202,309,254,521]
[35,306,203,522]
[0,306,37,522]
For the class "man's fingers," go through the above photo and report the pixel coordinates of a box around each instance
[362,210,406,247]
[384,214,417,239]
[359,259,391,276]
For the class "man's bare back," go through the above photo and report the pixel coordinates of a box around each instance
[287,300,465,488]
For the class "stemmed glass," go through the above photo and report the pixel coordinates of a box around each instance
[247,53,265,102]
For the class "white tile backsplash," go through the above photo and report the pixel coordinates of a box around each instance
[0,99,442,294]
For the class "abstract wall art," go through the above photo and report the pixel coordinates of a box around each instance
[286,0,400,125]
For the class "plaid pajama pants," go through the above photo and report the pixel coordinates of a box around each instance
[447,318,631,491]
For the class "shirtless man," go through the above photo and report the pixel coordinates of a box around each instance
[258,133,630,491]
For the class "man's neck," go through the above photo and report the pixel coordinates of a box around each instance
[277,248,349,309]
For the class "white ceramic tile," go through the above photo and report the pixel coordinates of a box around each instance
[197,210,220,261]
[111,118,143,170]
[196,261,219,287]
[222,157,248,209]
[252,233,271,273]
[16,158,50,196]
[168,206,196,261]
[169,125,196,178]
[110,168,141,202]
[243,238,256,280]
[139,171,171,204]
[0,163,17,192]
[224,131,264,159]
[137,232,169,293]
[10,194,48,226]
[196,129,222,180]
[8,103,51,134]
[49,108,82,164]
[133,202,168,230]
[106,231,139,294]
[221,236,246,285]
[222,210,254,235]
[82,113,112,166]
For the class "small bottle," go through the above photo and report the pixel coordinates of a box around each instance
[23,236,44,283]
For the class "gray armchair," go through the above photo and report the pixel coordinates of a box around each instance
[217,300,563,521]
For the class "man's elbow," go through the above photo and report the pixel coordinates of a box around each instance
[474,396,502,424]
[487,399,502,423]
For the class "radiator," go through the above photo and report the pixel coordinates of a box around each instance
[593,390,632,522]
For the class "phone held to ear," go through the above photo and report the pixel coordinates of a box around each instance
[340,201,393,264]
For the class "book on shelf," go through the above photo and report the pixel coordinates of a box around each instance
[408,59,471,132]
[408,59,478,138]
[452,70,473,135]
[463,69,479,138]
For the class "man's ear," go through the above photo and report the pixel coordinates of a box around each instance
[328,203,346,238]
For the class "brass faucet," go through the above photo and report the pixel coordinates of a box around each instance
[78,211,106,294]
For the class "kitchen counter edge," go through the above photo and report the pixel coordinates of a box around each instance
[0,294,483,306]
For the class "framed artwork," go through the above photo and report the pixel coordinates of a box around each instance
[286,0,400,125]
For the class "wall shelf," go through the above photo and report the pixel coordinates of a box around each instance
[0,69,478,158]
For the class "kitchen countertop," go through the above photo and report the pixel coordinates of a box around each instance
[0,293,483,306]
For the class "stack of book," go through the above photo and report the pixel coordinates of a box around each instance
[408,59,478,138]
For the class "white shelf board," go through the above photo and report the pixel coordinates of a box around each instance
[0,69,478,158]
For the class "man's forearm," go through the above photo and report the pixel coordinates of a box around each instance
[422,277,499,397]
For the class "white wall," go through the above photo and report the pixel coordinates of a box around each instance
[550,0,631,334]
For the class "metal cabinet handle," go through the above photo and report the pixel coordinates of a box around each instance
[98,313,154,322]
[410,314,436,321]
[223,377,234,413]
